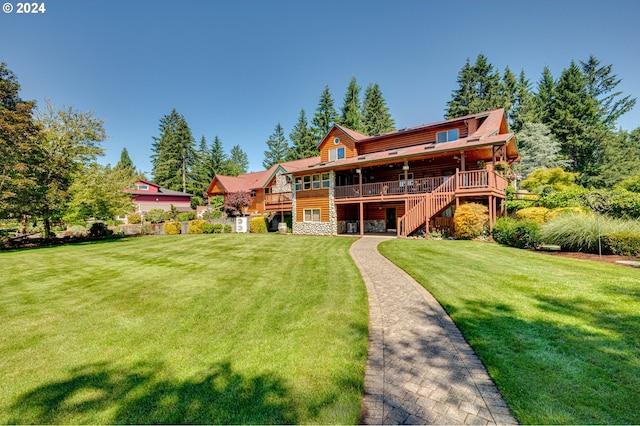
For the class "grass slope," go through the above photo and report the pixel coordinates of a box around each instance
[379,239,640,425]
[0,234,368,424]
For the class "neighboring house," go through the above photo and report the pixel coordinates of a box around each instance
[206,157,319,225]
[127,180,193,214]
[289,108,518,236]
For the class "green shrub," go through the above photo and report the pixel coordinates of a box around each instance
[145,208,166,224]
[177,211,197,222]
[188,219,206,234]
[0,234,10,249]
[492,217,541,249]
[68,225,87,237]
[202,223,215,234]
[602,232,640,256]
[608,189,640,219]
[250,216,268,234]
[516,207,553,224]
[541,213,640,253]
[551,206,587,216]
[202,210,222,220]
[505,199,535,213]
[164,221,181,235]
[521,167,579,193]
[453,203,488,240]
[538,186,589,209]
[127,213,141,224]
[89,222,112,238]
[492,217,516,246]
[223,224,232,233]
[616,173,640,193]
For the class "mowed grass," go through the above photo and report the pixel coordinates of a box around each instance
[379,239,640,425]
[0,234,368,424]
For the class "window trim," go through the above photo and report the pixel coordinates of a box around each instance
[303,208,321,222]
[312,174,321,189]
[303,175,311,190]
[294,177,302,191]
[436,129,459,143]
[321,172,330,188]
[329,146,346,162]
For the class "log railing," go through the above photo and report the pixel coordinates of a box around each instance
[264,192,292,205]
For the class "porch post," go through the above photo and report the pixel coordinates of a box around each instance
[488,195,494,231]
[359,202,364,237]
[358,169,364,236]
[461,150,466,171]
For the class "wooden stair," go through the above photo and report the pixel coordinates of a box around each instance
[398,176,456,237]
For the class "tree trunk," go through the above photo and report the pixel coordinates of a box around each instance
[43,217,51,240]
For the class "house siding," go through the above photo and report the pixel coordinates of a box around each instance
[319,128,358,162]
[292,171,336,235]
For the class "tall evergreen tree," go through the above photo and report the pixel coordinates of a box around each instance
[593,128,640,188]
[150,109,196,193]
[362,83,396,135]
[287,109,318,160]
[311,85,337,140]
[338,77,364,131]
[499,66,518,128]
[115,147,135,174]
[445,54,503,118]
[263,123,289,169]
[223,144,249,176]
[580,55,637,128]
[535,66,556,125]
[512,70,537,133]
[549,61,601,174]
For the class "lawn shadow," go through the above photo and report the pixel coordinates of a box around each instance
[8,360,296,424]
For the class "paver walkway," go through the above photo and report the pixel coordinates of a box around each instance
[350,237,518,425]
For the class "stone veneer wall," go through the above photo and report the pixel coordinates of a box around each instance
[292,170,337,236]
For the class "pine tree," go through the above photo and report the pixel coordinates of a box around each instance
[580,55,637,128]
[535,66,556,125]
[446,54,502,118]
[115,147,135,175]
[362,83,396,136]
[499,66,518,128]
[339,77,364,131]
[311,85,337,140]
[263,123,289,169]
[593,128,640,188]
[287,109,318,160]
[549,61,601,174]
[511,70,537,133]
[151,109,196,193]
[223,144,249,176]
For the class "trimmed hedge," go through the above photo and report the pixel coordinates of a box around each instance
[492,217,541,249]
[453,203,488,240]
[146,208,167,224]
[223,224,232,233]
[250,216,268,233]
[188,220,206,234]
[203,223,223,234]
[164,221,181,235]
[602,232,640,256]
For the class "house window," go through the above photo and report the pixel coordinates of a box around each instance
[329,147,345,161]
[312,174,321,189]
[436,129,459,143]
[321,172,330,188]
[130,183,149,190]
[304,208,321,222]
[303,175,311,190]
[250,190,257,198]
[333,137,340,145]
[294,177,302,191]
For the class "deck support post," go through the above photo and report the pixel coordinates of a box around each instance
[359,201,364,237]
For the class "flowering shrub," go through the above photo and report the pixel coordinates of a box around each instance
[164,221,181,235]
[188,220,206,234]
[250,216,268,233]
[453,203,488,240]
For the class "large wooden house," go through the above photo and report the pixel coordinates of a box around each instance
[206,157,319,224]
[290,108,518,236]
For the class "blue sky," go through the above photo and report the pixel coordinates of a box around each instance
[2,0,639,174]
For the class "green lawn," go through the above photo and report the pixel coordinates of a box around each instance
[379,239,640,425]
[0,234,368,424]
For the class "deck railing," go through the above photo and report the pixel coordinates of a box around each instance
[264,192,292,205]
[334,177,447,199]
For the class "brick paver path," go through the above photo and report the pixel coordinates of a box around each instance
[350,237,518,425]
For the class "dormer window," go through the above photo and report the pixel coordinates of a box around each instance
[436,129,459,143]
[329,147,345,161]
[130,183,149,190]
